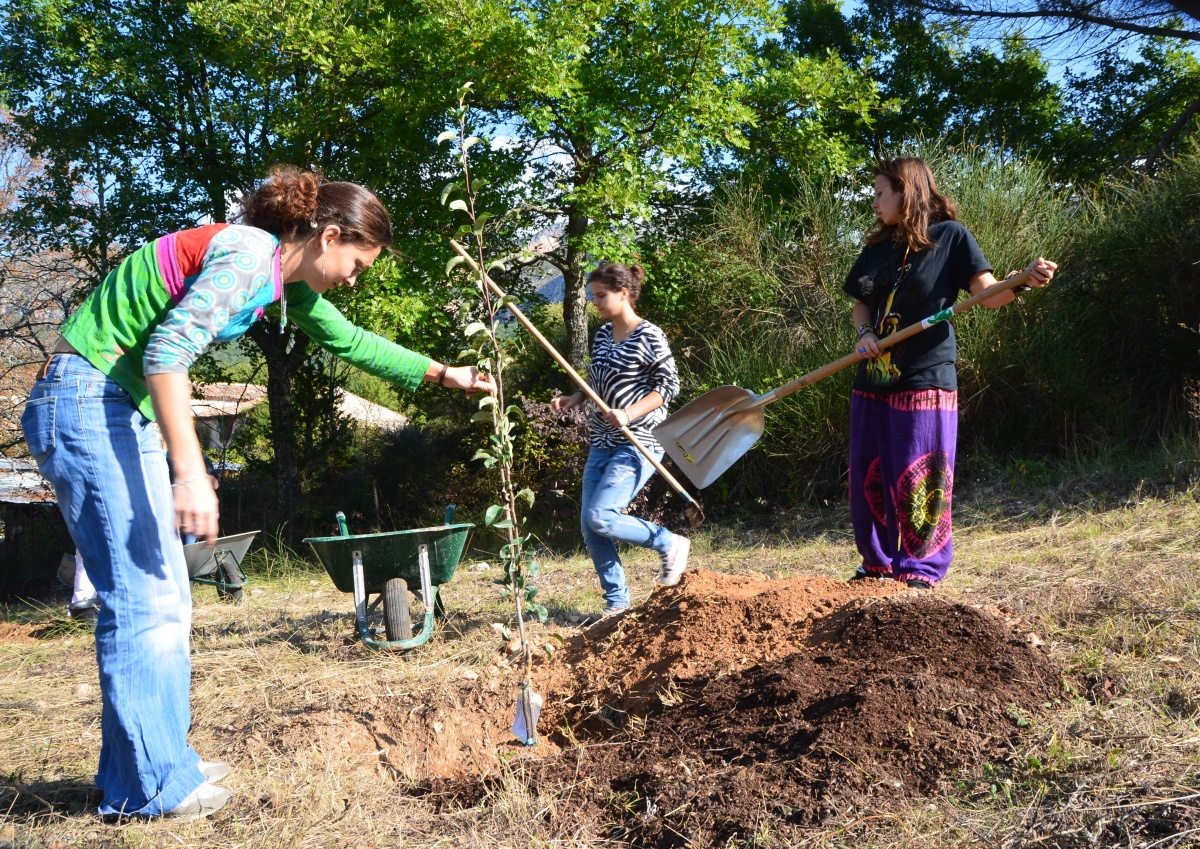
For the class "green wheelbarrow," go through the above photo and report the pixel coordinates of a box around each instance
[303,506,473,653]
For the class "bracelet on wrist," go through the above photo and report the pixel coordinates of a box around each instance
[171,477,197,489]
[436,363,448,385]
[857,323,873,338]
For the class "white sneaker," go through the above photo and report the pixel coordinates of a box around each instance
[199,760,230,783]
[165,782,231,820]
[658,537,691,587]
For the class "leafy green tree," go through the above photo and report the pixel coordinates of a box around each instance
[916,1,1200,176]
[1060,35,1200,179]
[0,0,451,537]
[401,0,874,367]
[782,0,1066,157]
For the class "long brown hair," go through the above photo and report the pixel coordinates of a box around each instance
[866,157,958,251]
[238,166,393,248]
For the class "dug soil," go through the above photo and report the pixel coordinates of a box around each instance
[431,569,1068,846]
[237,568,1065,845]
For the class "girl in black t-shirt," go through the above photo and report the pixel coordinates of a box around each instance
[843,157,1056,589]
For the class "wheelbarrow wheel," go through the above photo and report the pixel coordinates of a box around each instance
[383,577,413,658]
[216,584,244,605]
[217,559,245,605]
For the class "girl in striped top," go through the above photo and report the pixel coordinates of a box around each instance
[552,263,690,616]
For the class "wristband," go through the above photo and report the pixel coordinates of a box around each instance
[857,323,873,338]
[171,477,197,489]
[436,363,448,385]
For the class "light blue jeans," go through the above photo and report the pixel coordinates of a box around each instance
[581,443,678,609]
[22,354,205,817]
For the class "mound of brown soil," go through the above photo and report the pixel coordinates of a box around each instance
[439,569,1066,845]
[536,569,902,735]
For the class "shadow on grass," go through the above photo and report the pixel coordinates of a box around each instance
[0,775,101,821]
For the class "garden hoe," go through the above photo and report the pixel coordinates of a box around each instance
[653,268,1043,489]
[449,240,704,528]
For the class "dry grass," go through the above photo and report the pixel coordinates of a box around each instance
[3,489,1200,848]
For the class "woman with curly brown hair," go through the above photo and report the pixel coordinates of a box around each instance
[844,157,1055,590]
[21,167,492,820]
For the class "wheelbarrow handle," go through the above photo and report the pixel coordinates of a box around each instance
[764,267,1037,406]
[449,240,703,521]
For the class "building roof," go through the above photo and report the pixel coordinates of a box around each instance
[192,383,407,431]
[191,383,269,418]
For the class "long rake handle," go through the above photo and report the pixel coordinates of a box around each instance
[765,268,1036,405]
[449,240,701,509]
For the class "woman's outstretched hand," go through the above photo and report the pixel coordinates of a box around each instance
[443,365,496,397]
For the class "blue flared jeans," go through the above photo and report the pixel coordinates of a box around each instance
[580,443,678,609]
[22,354,206,817]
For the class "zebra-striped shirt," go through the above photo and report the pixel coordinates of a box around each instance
[587,320,680,452]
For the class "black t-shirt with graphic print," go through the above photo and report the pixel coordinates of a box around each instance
[842,220,992,394]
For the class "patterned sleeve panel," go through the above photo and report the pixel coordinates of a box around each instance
[144,227,276,374]
[643,323,680,406]
[285,283,433,393]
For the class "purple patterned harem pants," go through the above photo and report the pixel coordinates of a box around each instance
[849,388,957,585]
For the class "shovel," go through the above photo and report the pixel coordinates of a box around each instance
[654,268,1041,489]
[449,240,705,527]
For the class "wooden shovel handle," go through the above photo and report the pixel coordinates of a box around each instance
[449,240,698,502]
[768,267,1036,404]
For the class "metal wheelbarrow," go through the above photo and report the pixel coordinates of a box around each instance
[303,506,473,653]
[182,530,259,604]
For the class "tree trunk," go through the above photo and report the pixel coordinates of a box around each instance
[560,207,591,368]
[247,322,311,544]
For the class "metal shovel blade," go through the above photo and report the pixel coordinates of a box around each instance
[654,385,766,489]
